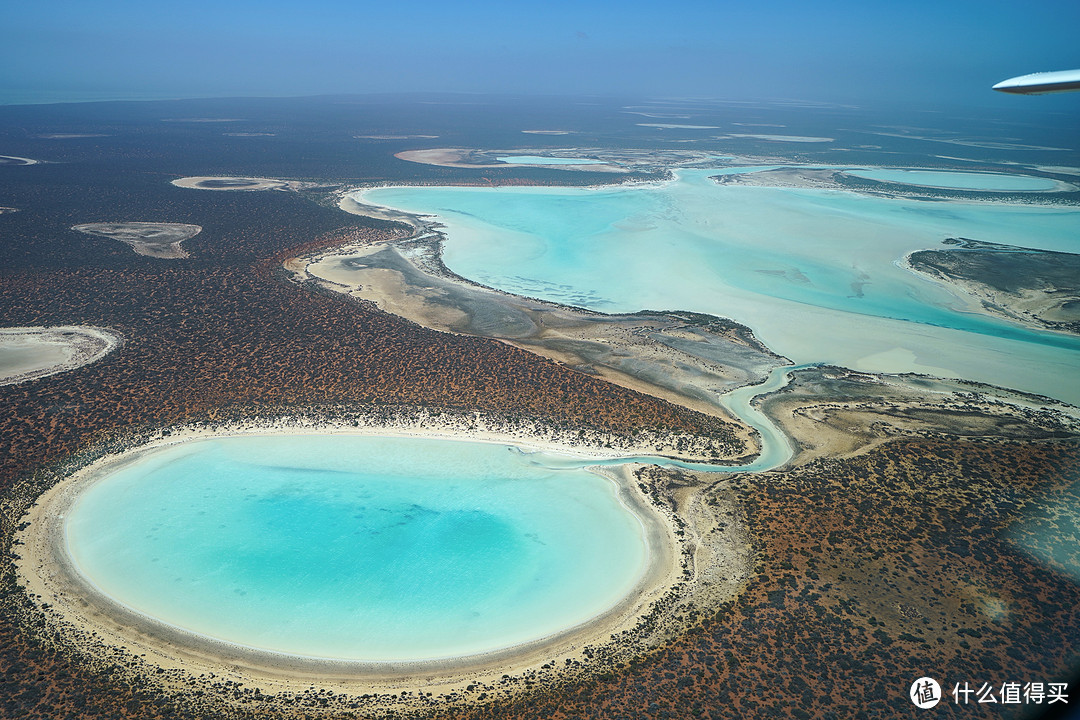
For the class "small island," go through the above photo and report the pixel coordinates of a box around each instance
[908,238,1080,335]
[72,222,203,259]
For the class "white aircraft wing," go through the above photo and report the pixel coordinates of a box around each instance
[993,69,1080,94]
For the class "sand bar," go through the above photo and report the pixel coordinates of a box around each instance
[34,133,109,139]
[356,134,439,140]
[726,133,834,143]
[637,123,720,129]
[0,326,122,385]
[0,154,41,165]
[394,148,626,172]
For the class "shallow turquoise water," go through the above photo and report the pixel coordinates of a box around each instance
[844,168,1062,192]
[364,169,1080,403]
[65,435,648,661]
[497,155,604,165]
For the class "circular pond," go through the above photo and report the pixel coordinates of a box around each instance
[62,434,650,661]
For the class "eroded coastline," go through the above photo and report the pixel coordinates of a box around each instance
[906,238,1080,336]
[312,186,785,446]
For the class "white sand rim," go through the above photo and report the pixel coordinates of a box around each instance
[14,415,715,701]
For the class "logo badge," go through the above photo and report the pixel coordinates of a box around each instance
[911,677,942,709]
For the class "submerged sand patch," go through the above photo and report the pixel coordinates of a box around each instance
[0,326,122,385]
[394,148,626,172]
[356,134,439,140]
[72,222,203,259]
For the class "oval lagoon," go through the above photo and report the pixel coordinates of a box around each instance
[62,434,652,662]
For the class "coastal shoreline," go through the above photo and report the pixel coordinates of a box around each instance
[316,182,784,456]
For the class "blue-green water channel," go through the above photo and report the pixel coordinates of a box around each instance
[65,435,650,661]
[363,168,1080,404]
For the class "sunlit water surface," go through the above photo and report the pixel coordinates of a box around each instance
[65,435,648,661]
[364,169,1080,404]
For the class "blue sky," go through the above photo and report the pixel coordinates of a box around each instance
[2,0,1078,108]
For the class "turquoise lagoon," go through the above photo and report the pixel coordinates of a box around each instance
[65,435,649,661]
[363,169,1080,404]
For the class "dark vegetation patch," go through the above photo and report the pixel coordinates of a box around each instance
[469,439,1080,720]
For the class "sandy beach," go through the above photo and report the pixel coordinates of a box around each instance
[0,326,123,385]
[13,410,749,708]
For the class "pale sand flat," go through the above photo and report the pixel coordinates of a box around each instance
[72,222,202,259]
[0,326,122,385]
